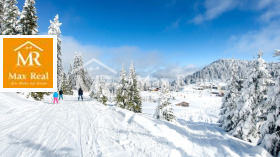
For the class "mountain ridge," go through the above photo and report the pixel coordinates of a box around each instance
[184,58,279,84]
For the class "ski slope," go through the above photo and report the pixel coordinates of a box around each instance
[0,93,271,157]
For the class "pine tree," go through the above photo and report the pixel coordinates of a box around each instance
[76,54,88,90]
[230,51,273,144]
[107,80,117,102]
[258,50,280,156]
[274,49,280,56]
[2,0,20,35]
[98,85,108,106]
[219,61,240,131]
[84,68,93,90]
[60,73,73,95]
[27,92,51,101]
[0,0,4,34]
[67,64,75,89]
[74,53,83,89]
[17,0,34,35]
[68,53,90,91]
[127,63,142,113]
[116,65,128,109]
[90,76,101,99]
[154,79,175,122]
[18,0,38,35]
[48,14,63,89]
[100,94,108,106]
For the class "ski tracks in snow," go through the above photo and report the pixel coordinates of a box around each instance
[0,95,271,157]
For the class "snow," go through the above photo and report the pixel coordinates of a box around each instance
[0,93,38,114]
[142,85,222,123]
[0,90,271,157]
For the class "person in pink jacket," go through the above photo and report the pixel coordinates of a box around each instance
[53,92,59,104]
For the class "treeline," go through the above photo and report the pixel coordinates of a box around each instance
[184,58,280,84]
[219,51,280,156]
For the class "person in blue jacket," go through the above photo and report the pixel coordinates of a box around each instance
[53,92,59,104]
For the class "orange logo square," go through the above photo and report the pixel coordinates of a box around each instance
[1,36,57,91]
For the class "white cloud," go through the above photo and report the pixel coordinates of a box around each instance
[61,36,164,76]
[225,23,280,56]
[191,0,280,24]
[165,18,181,31]
[192,0,237,24]
[61,36,198,78]
[152,64,198,79]
[259,1,280,22]
[61,36,102,69]
[255,0,274,10]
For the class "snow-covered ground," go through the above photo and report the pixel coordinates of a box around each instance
[142,84,223,123]
[0,90,271,157]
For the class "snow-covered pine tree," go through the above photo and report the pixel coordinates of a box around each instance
[68,53,90,91]
[137,78,144,91]
[99,87,108,106]
[107,81,117,102]
[89,76,101,99]
[60,73,73,95]
[116,65,128,109]
[2,0,20,35]
[258,49,280,156]
[48,14,63,89]
[230,51,273,144]
[75,54,86,90]
[89,76,97,98]
[67,64,75,90]
[140,76,151,91]
[143,82,149,91]
[184,59,252,84]
[0,0,4,34]
[127,63,142,113]
[84,68,93,90]
[154,79,175,122]
[69,54,79,89]
[18,0,38,35]
[108,80,117,101]
[219,60,240,131]
[274,49,280,56]
[96,80,108,106]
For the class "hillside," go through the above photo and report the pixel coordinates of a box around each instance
[184,59,280,84]
[0,93,271,157]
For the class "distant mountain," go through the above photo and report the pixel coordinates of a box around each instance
[184,59,279,84]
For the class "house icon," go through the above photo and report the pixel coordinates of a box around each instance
[14,41,43,66]
[14,41,43,52]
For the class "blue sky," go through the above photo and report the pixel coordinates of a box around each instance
[17,0,280,78]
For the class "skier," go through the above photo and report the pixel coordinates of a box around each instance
[59,89,63,100]
[78,88,83,101]
[53,92,59,104]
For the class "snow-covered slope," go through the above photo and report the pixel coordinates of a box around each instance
[0,93,271,157]
[184,59,280,84]
[0,93,39,114]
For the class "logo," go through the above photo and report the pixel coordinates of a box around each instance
[0,35,57,92]
[15,41,43,66]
